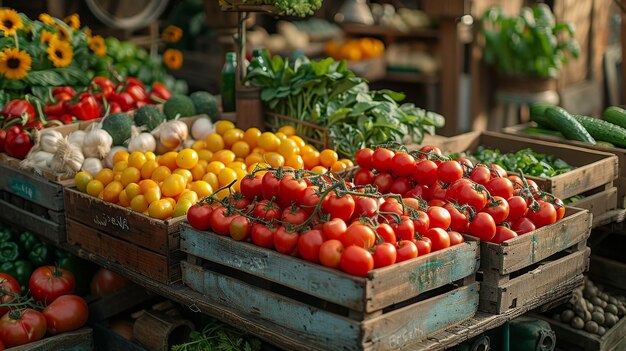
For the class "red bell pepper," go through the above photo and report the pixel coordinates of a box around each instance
[5,125,33,159]
[2,99,35,124]
[125,84,148,104]
[48,114,74,124]
[52,87,76,99]
[66,93,100,120]
[91,77,116,99]
[108,101,122,114]
[109,91,135,111]
[149,82,172,103]
[126,77,145,90]
[44,99,67,117]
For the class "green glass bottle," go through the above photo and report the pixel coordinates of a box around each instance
[221,52,237,113]
[248,48,267,73]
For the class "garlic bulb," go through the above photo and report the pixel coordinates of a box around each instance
[50,138,84,177]
[67,130,86,148]
[40,130,63,153]
[105,146,128,168]
[191,117,214,140]
[83,129,113,159]
[20,151,54,174]
[128,132,157,153]
[82,157,103,176]
[183,138,196,149]
[154,120,188,150]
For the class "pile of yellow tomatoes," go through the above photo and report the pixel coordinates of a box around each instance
[73,120,353,220]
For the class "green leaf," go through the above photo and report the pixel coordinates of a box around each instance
[24,70,65,86]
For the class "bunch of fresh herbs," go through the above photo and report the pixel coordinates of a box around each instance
[171,319,262,351]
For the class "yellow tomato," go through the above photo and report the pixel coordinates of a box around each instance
[252,147,265,154]
[140,160,159,179]
[258,132,280,151]
[205,133,224,152]
[151,166,172,183]
[311,165,328,174]
[125,183,142,199]
[245,153,264,166]
[319,149,339,168]
[227,161,247,171]
[130,194,149,212]
[247,162,270,174]
[191,140,206,151]
[190,164,206,181]
[103,181,123,203]
[197,149,213,161]
[215,120,235,135]
[128,152,147,169]
[95,168,115,186]
[118,189,131,207]
[161,174,186,197]
[148,199,174,219]
[120,167,141,187]
[243,128,261,148]
[113,150,129,164]
[211,149,235,165]
[301,144,316,155]
[178,189,199,204]
[176,148,199,169]
[278,138,300,156]
[173,169,193,185]
[302,150,320,169]
[285,154,304,169]
[218,167,238,188]
[113,161,128,173]
[206,161,225,175]
[190,181,213,199]
[264,152,285,168]
[74,171,93,192]
[331,160,348,172]
[139,179,159,193]
[113,172,122,182]
[278,125,296,136]
[231,141,250,158]
[174,199,193,217]
[288,135,306,148]
[86,179,104,197]
[202,172,219,191]
[339,158,354,168]
[223,128,244,148]
[214,188,230,200]
[163,197,177,209]
[159,152,179,171]
[144,186,162,204]
[144,151,156,161]
[275,132,288,141]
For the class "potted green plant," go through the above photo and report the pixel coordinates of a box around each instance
[481,3,580,92]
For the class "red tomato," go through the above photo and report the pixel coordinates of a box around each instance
[322,218,347,241]
[412,210,430,236]
[437,160,464,184]
[372,148,395,172]
[379,198,403,217]
[396,240,418,262]
[209,207,235,235]
[322,193,355,222]
[250,223,275,249]
[526,200,557,228]
[424,228,451,252]
[353,196,378,218]
[355,148,374,170]
[426,206,451,230]
[0,274,20,317]
[457,182,488,211]
[427,199,447,207]
[455,157,474,170]
[506,196,528,221]
[227,195,250,210]
[376,223,396,244]
[298,229,325,263]
[391,152,416,177]
[186,204,213,231]
[402,197,422,212]
[470,165,491,185]
[413,160,439,186]
[274,226,299,254]
[405,185,430,201]
[340,246,374,277]
[372,243,397,268]
[429,182,448,201]
[90,269,130,297]
[29,266,75,304]
[468,212,496,241]
[448,231,465,246]
[390,216,415,242]
[281,206,307,225]
[0,309,46,347]
[42,295,88,335]
[512,217,536,235]
[552,198,566,221]
[342,223,376,249]
[482,196,510,224]
[299,186,325,215]
[490,164,508,178]
[415,238,432,255]
[491,226,518,244]
[444,203,469,233]
[229,215,251,241]
[261,172,281,201]
[418,146,443,159]
[353,168,375,186]
[487,177,514,200]
[389,177,412,196]
[278,174,307,207]
[319,240,344,269]
[253,200,283,221]
[445,178,473,202]
[240,174,263,201]
[373,172,393,193]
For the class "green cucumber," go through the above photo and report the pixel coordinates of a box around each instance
[530,103,557,129]
[603,106,626,129]
[524,127,564,138]
[544,107,596,144]
[573,115,626,148]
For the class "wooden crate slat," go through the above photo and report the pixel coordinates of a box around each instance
[480,248,590,314]
[570,186,619,227]
[483,207,591,274]
[589,255,626,291]
[88,285,153,323]
[181,224,479,313]
[67,219,182,284]
[6,327,93,351]
[93,323,148,351]
[0,197,65,243]
[0,163,65,211]
[65,188,182,254]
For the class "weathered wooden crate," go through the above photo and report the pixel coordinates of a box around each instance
[5,327,93,351]
[537,313,626,351]
[93,322,148,351]
[180,224,480,350]
[65,187,185,284]
[422,131,619,200]
[479,207,592,314]
[87,285,155,323]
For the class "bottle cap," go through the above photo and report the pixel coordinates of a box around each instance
[225,52,236,61]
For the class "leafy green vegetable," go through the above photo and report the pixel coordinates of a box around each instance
[470,146,574,177]
[172,319,262,351]
[223,0,323,17]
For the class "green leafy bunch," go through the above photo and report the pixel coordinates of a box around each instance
[172,319,262,351]
[221,0,323,17]
[470,146,574,177]
[481,3,580,78]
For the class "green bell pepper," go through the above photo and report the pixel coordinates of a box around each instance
[18,231,40,253]
[28,243,51,267]
[55,249,98,295]
[0,242,19,263]
[0,260,33,294]
[0,227,14,243]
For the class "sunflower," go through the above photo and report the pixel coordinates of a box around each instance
[55,25,70,42]
[40,30,56,46]
[84,27,92,39]
[63,14,80,30]
[162,25,183,44]
[163,49,183,70]
[47,38,73,67]
[38,13,55,26]
[0,48,31,80]
[0,9,23,37]
[88,35,106,57]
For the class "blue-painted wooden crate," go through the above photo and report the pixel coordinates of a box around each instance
[6,327,93,351]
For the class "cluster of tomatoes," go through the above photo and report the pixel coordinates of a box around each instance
[351,145,565,244]
[187,166,469,278]
[0,267,87,348]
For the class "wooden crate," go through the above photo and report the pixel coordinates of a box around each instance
[65,188,185,284]
[479,207,591,314]
[421,131,619,200]
[180,224,480,350]
[87,285,155,323]
[6,328,93,351]
[0,190,65,242]
[537,313,626,351]
[93,323,148,351]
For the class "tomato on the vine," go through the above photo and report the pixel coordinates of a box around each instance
[552,198,566,221]
[319,240,344,269]
[354,148,374,170]
[186,204,213,231]
[391,152,416,177]
[506,196,528,221]
[42,295,88,335]
[372,243,397,268]
[322,193,355,222]
[0,309,46,347]
[261,172,281,201]
[468,212,496,241]
[278,174,307,207]
[424,228,451,252]
[417,146,443,159]
[390,216,415,242]
[209,207,235,235]
[490,164,508,178]
[373,172,393,193]
[340,246,374,277]
[240,174,263,201]
[512,217,536,235]
[429,182,448,201]
[526,200,557,228]
[253,200,283,221]
[448,231,465,246]
[342,223,376,249]
[396,240,418,262]
[299,186,326,215]
[376,223,396,244]
[274,226,299,254]
[405,185,430,201]
[322,218,347,241]
[411,210,430,236]
[353,168,375,186]
[389,178,412,197]
[444,203,469,233]
[470,165,491,186]
[29,266,75,304]
[0,274,20,317]
[482,196,510,224]
[298,229,325,263]
[372,148,395,172]
[379,198,403,218]
[229,215,251,241]
[353,196,378,218]
[426,206,451,230]
[437,160,463,184]
[251,223,275,249]
[281,206,307,225]
[491,226,518,244]
[415,238,432,255]
[457,182,488,211]
[487,177,514,200]
[413,160,438,186]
